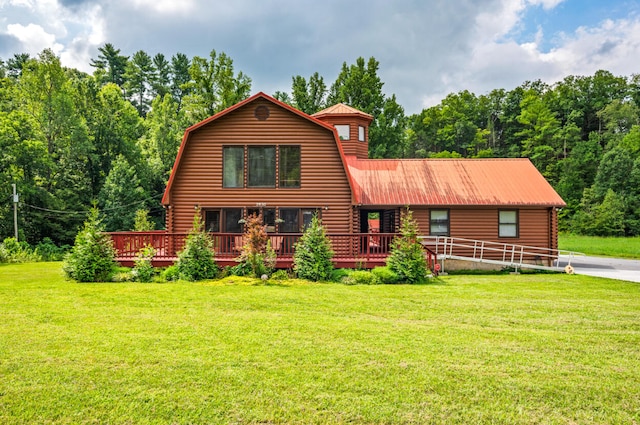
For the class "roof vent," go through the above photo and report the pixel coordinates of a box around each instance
[254,105,270,121]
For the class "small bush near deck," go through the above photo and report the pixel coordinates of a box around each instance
[132,245,156,282]
[386,208,429,284]
[341,270,380,285]
[176,209,218,281]
[330,268,351,282]
[269,269,290,281]
[293,214,334,281]
[63,207,117,282]
[371,266,401,284]
[162,265,180,281]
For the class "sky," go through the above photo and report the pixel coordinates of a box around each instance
[1,0,639,114]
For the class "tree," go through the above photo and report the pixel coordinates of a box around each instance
[290,72,327,114]
[63,207,117,282]
[293,214,334,281]
[327,56,406,158]
[181,49,251,124]
[90,43,128,87]
[386,208,429,283]
[98,154,148,231]
[124,50,155,116]
[176,208,218,281]
[237,213,276,277]
[151,53,171,99]
[170,52,191,108]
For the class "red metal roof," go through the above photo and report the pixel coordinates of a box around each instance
[345,157,566,207]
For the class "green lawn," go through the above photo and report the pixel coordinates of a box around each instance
[559,234,640,259]
[1,263,639,424]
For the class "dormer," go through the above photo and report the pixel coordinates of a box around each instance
[312,103,374,159]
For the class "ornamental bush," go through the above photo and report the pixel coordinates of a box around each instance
[236,213,276,277]
[132,245,156,282]
[176,208,218,281]
[371,266,401,284]
[63,207,117,282]
[386,208,429,283]
[293,214,334,281]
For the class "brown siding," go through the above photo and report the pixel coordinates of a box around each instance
[412,206,554,260]
[315,115,369,158]
[167,98,353,233]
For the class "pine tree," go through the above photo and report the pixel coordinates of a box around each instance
[293,214,334,281]
[386,208,429,283]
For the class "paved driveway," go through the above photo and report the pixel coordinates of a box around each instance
[557,255,640,283]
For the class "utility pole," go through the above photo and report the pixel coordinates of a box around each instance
[12,183,18,241]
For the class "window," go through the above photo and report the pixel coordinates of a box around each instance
[358,125,365,142]
[247,207,276,232]
[248,146,275,187]
[279,208,299,233]
[223,147,244,188]
[430,209,450,236]
[279,146,301,188]
[499,210,518,238]
[224,208,243,233]
[335,124,350,140]
[205,210,220,232]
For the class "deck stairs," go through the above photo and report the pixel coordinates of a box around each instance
[419,236,584,274]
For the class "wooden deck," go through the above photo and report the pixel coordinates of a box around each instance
[108,232,436,270]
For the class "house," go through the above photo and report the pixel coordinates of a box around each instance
[114,92,566,269]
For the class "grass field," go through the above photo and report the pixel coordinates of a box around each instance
[1,262,639,424]
[559,234,640,259]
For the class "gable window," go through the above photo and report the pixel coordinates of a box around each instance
[430,209,450,236]
[279,146,301,188]
[335,124,350,140]
[358,125,365,142]
[499,210,518,238]
[248,146,275,187]
[223,147,244,188]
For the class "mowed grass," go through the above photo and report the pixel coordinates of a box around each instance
[1,263,639,424]
[559,233,640,259]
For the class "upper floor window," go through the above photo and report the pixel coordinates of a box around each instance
[223,145,300,189]
[335,124,350,140]
[358,125,365,142]
[279,145,301,188]
[430,209,450,236]
[248,146,276,187]
[499,210,518,238]
[223,147,244,188]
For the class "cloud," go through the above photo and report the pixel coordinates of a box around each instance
[1,0,639,114]
[6,23,63,55]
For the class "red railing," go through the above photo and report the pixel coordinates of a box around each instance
[108,231,437,271]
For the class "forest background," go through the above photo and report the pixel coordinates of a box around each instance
[1,45,639,246]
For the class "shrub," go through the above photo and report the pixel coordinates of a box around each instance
[371,266,401,284]
[35,238,68,261]
[330,268,351,282]
[293,214,334,281]
[236,213,276,277]
[341,270,379,285]
[176,208,218,281]
[63,207,117,282]
[228,262,252,277]
[112,271,133,282]
[1,237,40,263]
[133,208,155,231]
[270,269,290,281]
[162,265,181,282]
[386,208,429,283]
[132,245,156,282]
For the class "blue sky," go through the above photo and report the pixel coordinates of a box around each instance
[1,0,639,114]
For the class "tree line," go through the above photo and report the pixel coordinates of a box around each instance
[1,45,638,246]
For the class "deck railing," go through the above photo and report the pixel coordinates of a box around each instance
[108,231,437,270]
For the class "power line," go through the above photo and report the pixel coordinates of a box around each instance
[21,193,165,215]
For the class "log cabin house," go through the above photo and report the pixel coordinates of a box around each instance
[111,92,566,269]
